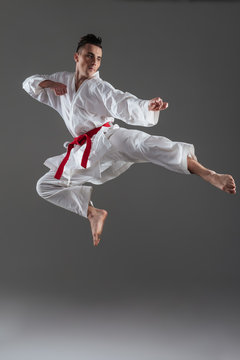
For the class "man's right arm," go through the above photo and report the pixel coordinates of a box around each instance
[39,80,67,96]
[22,72,67,110]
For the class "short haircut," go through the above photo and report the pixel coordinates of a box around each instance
[76,34,102,53]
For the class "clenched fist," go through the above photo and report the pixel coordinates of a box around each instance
[39,80,67,96]
[148,97,168,111]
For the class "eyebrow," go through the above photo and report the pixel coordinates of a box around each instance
[87,52,102,59]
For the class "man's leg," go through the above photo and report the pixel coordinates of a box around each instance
[36,170,108,246]
[187,157,236,194]
[87,205,108,247]
[106,127,236,194]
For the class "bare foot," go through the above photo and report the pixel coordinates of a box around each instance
[203,171,236,194]
[87,206,108,246]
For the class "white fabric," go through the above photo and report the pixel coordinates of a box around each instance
[36,126,196,218]
[22,71,159,179]
[23,70,196,218]
[36,170,93,218]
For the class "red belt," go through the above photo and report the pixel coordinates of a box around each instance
[54,122,111,180]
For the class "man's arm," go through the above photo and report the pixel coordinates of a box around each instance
[22,72,68,111]
[86,81,168,127]
[39,80,67,96]
[148,97,168,111]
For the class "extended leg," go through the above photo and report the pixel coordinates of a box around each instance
[106,127,236,194]
[187,157,236,194]
[106,127,196,174]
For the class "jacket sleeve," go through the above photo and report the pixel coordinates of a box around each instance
[22,72,66,111]
[86,80,160,127]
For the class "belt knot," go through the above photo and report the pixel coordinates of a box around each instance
[54,122,111,180]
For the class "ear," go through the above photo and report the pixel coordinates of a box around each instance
[74,53,79,62]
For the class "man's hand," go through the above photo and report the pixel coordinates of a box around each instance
[148,97,168,111]
[39,80,67,96]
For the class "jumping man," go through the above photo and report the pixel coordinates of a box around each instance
[23,34,236,246]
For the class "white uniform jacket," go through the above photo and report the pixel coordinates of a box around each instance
[22,71,160,181]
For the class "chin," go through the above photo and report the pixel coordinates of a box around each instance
[88,71,96,77]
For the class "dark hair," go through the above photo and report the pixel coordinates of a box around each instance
[76,34,102,53]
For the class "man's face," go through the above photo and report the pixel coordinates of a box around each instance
[74,43,102,78]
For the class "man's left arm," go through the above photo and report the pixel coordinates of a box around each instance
[88,81,168,127]
[148,97,168,112]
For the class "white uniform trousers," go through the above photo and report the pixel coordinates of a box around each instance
[36,127,196,218]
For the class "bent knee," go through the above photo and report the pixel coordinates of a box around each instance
[36,177,46,198]
[36,176,54,199]
[36,172,66,200]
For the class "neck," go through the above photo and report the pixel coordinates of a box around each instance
[75,70,88,91]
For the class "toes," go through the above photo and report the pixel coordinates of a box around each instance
[224,187,236,194]
[93,234,100,246]
[225,176,236,190]
[223,183,236,194]
[228,176,235,186]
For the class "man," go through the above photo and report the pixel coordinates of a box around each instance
[22,34,236,246]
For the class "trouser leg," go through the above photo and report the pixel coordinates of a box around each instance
[36,170,92,218]
[106,128,197,175]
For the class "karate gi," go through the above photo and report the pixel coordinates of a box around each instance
[22,71,196,218]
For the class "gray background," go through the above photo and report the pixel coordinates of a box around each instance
[0,0,239,359]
